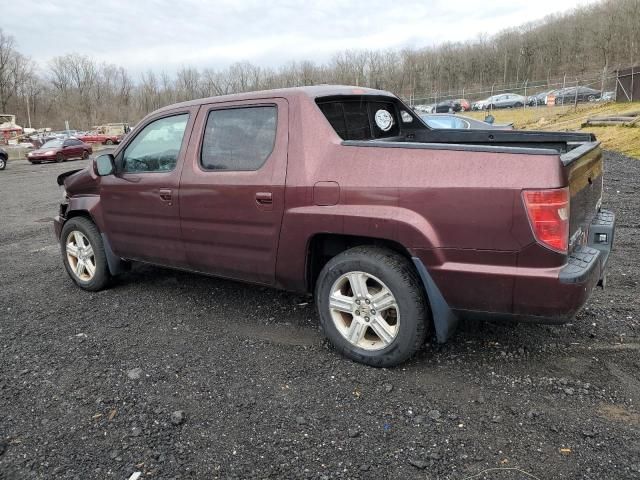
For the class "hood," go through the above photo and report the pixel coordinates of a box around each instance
[57,168,84,186]
[59,164,100,196]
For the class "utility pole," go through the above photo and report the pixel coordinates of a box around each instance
[26,92,32,129]
[503,52,508,85]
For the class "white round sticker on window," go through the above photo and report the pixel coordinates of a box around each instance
[374,109,394,131]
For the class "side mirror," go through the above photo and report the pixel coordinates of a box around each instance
[95,153,115,176]
[484,114,495,125]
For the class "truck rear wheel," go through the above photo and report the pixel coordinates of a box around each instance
[315,246,428,367]
[60,217,111,291]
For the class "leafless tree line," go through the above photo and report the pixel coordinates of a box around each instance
[1,0,639,130]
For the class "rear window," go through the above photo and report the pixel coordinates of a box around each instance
[317,99,405,140]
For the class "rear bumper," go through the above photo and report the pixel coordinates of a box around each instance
[415,209,615,323]
[513,209,615,320]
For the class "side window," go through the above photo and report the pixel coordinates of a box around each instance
[317,100,400,140]
[122,114,188,173]
[71,139,83,146]
[200,106,277,171]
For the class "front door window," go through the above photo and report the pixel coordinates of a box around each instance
[122,114,189,173]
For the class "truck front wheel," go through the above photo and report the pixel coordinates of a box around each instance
[315,246,428,367]
[60,217,111,291]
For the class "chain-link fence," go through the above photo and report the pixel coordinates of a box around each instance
[407,68,623,112]
[616,66,639,102]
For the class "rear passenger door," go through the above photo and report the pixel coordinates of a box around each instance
[179,99,288,285]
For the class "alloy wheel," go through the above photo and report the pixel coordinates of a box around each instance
[328,271,400,351]
[66,231,96,281]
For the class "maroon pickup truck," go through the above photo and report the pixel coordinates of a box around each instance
[54,86,615,367]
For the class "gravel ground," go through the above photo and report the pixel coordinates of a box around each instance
[1,152,639,480]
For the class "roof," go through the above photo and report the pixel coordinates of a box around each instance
[155,85,395,114]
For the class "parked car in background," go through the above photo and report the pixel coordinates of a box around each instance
[27,137,92,164]
[599,91,616,102]
[554,86,601,105]
[527,90,556,106]
[78,131,122,145]
[420,113,514,130]
[55,85,615,367]
[435,99,462,113]
[456,99,471,111]
[0,147,7,170]
[413,103,436,114]
[485,93,526,109]
[472,98,489,110]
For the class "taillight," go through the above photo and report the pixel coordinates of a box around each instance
[522,188,569,253]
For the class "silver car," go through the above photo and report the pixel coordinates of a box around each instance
[481,93,526,109]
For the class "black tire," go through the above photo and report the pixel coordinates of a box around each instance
[514,102,523,108]
[105,139,114,145]
[315,246,429,367]
[60,217,111,291]
[82,150,90,159]
[31,161,41,165]
[56,153,64,163]
[0,156,6,170]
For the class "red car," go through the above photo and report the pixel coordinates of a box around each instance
[27,138,92,164]
[457,99,471,111]
[54,85,614,367]
[78,131,121,145]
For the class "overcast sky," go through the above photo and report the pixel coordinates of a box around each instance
[4,0,596,74]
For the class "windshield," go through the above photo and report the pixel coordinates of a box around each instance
[41,139,63,149]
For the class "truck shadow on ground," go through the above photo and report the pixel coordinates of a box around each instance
[113,262,597,362]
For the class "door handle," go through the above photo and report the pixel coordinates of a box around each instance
[255,191,273,205]
[159,188,173,203]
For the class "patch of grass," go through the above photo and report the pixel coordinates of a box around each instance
[465,102,640,158]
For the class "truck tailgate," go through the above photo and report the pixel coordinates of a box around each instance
[562,142,603,248]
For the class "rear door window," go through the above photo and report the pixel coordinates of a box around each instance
[200,106,277,171]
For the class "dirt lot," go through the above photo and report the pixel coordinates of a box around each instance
[1,152,639,480]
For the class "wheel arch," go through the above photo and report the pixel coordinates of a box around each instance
[62,207,127,275]
[305,233,414,293]
[304,233,458,343]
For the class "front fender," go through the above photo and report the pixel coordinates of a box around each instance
[66,195,107,235]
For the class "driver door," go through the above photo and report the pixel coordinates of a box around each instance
[62,138,81,159]
[98,108,197,266]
